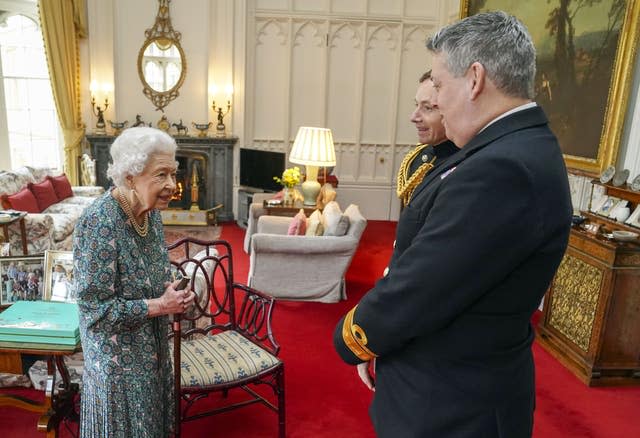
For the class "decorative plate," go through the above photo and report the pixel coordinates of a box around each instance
[599,165,616,184]
[612,169,630,187]
[612,230,639,242]
[630,175,640,192]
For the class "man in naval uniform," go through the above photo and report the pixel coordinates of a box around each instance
[397,70,458,208]
[334,11,572,438]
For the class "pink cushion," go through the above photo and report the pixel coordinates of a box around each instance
[287,209,307,235]
[28,179,59,211]
[2,188,40,213]
[47,174,74,200]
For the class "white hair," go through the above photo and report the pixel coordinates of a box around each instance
[106,127,177,187]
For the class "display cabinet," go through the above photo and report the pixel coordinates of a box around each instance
[537,181,640,386]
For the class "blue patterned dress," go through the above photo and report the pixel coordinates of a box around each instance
[73,191,174,437]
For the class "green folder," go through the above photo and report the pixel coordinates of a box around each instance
[0,301,80,344]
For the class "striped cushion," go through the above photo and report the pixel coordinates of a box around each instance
[178,331,280,387]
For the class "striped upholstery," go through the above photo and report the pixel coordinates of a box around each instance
[179,331,281,387]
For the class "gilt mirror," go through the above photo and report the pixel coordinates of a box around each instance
[137,0,186,112]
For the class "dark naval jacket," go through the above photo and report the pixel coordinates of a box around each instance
[334,105,572,437]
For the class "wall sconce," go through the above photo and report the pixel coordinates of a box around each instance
[211,83,233,137]
[90,80,112,135]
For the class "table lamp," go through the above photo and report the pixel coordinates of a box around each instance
[289,127,337,206]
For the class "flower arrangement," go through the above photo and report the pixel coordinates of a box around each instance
[273,166,301,189]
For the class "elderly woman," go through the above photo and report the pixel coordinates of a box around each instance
[73,127,194,437]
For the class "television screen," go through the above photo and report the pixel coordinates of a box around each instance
[240,148,286,192]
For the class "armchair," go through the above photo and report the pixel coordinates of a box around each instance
[248,204,367,303]
[243,192,277,253]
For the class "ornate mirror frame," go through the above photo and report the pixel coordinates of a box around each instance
[137,0,187,112]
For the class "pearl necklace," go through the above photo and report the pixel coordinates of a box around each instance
[116,188,149,237]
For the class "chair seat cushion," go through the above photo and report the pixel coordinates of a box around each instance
[179,330,281,387]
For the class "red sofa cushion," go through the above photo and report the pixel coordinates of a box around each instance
[48,174,74,200]
[2,188,40,213]
[29,179,59,211]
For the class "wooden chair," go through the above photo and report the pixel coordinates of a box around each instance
[167,238,285,437]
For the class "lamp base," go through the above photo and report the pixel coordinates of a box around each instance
[300,179,321,206]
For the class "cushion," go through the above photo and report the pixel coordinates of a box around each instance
[47,174,74,200]
[178,330,281,387]
[2,188,40,213]
[29,179,59,211]
[287,209,307,235]
[322,201,342,236]
[325,214,350,236]
[306,209,325,236]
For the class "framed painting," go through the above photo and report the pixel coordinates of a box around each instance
[0,255,45,305]
[460,1,640,175]
[43,250,76,303]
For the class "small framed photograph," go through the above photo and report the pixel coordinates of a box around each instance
[625,205,640,229]
[597,196,619,217]
[43,250,75,302]
[0,255,45,305]
[608,199,629,219]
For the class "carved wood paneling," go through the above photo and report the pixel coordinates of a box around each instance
[548,254,604,351]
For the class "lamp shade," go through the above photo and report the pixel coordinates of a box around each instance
[289,127,336,167]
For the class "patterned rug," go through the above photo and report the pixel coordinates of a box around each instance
[163,225,222,262]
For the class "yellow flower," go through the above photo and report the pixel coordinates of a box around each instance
[273,166,301,188]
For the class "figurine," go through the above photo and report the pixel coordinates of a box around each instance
[172,119,188,136]
[132,114,147,127]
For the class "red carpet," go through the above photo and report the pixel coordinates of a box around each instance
[1,220,640,437]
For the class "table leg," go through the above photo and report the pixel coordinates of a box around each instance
[19,217,28,255]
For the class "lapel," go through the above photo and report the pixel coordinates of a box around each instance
[410,106,550,202]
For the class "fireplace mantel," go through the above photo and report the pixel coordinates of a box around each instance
[85,134,237,222]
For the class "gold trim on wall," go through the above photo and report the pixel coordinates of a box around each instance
[460,1,640,176]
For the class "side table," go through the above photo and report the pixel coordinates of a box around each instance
[0,213,28,255]
[263,200,320,217]
[0,343,81,437]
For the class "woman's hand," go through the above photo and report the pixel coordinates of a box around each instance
[146,279,194,317]
[357,360,375,391]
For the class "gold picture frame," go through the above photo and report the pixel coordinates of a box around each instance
[43,250,75,303]
[460,1,640,175]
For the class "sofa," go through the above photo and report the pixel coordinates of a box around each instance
[247,202,367,303]
[0,166,104,255]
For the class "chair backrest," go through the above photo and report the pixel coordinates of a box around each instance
[166,237,279,354]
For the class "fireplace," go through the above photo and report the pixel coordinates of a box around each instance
[169,153,207,211]
[86,135,237,222]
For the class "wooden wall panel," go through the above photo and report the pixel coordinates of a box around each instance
[290,20,327,136]
[360,24,399,144]
[254,19,289,139]
[327,22,363,143]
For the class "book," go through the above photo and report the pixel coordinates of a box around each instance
[0,301,79,342]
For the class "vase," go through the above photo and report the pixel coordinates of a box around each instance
[283,187,296,205]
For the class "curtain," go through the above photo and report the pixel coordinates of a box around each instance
[38,0,87,185]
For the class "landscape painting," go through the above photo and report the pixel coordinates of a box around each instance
[461,0,639,174]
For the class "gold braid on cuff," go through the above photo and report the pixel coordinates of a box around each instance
[342,306,378,361]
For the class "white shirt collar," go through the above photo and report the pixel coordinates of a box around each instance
[479,102,538,133]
